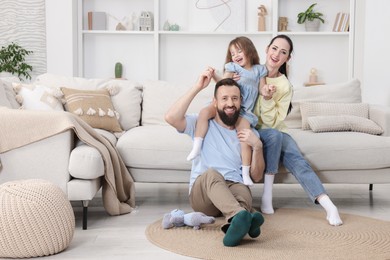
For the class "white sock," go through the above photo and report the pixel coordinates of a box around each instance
[242,165,253,186]
[318,195,343,226]
[261,174,275,214]
[187,137,203,161]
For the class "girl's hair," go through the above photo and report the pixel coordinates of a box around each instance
[224,36,260,69]
[267,34,294,114]
[267,34,293,78]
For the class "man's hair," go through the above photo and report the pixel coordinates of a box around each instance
[214,78,241,98]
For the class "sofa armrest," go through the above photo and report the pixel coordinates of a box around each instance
[369,104,390,136]
[0,130,74,193]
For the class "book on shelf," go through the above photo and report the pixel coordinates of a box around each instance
[88,12,106,30]
[333,12,350,32]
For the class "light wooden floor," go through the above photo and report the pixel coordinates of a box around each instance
[29,183,390,259]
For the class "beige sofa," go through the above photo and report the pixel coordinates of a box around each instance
[1,74,390,229]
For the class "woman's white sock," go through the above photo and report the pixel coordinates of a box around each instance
[318,195,343,226]
[261,174,275,214]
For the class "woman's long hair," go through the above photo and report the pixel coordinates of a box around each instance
[267,34,294,114]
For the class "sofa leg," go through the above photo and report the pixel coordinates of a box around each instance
[82,200,89,230]
[369,184,373,191]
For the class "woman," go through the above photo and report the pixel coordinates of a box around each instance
[254,35,343,226]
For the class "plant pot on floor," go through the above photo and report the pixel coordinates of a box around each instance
[305,20,320,31]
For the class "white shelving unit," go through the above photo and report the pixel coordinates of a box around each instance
[78,0,355,87]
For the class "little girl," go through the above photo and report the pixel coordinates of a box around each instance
[187,36,267,186]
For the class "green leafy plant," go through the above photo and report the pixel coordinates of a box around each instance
[297,3,325,24]
[0,42,33,80]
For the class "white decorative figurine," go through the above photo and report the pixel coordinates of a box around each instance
[139,11,153,31]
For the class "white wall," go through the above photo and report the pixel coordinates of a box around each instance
[45,0,78,76]
[361,0,390,106]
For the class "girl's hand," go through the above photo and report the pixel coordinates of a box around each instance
[196,67,215,91]
[232,73,241,82]
[237,129,263,150]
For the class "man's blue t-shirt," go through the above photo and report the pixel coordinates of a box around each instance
[183,114,258,191]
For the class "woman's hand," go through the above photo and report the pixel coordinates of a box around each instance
[261,84,276,100]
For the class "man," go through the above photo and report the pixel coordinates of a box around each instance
[165,67,265,247]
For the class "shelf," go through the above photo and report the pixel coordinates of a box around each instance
[78,0,355,86]
[158,31,273,36]
[278,31,350,36]
[82,30,154,35]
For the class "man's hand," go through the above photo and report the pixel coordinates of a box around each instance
[237,129,263,151]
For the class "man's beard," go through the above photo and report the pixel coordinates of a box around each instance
[217,107,240,126]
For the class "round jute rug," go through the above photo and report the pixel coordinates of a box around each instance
[145,208,390,260]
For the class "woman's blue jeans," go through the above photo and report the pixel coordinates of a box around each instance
[258,129,326,203]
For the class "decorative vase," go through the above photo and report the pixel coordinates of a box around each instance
[305,20,320,31]
[169,24,180,31]
[163,20,170,31]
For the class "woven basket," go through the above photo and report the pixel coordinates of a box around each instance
[0,179,75,258]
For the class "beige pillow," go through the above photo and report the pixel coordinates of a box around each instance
[35,73,143,131]
[300,102,369,130]
[308,115,384,135]
[285,79,361,129]
[61,87,123,132]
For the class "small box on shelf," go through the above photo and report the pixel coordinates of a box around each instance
[88,12,107,30]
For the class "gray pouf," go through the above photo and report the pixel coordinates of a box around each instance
[0,179,75,258]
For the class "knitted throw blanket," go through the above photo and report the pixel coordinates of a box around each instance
[0,107,135,216]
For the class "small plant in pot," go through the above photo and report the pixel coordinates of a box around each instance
[297,3,325,31]
[0,42,33,80]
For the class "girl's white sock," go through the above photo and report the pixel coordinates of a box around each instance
[242,165,253,186]
[187,137,203,161]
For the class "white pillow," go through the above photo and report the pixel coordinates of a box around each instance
[308,115,384,135]
[300,102,369,130]
[13,82,64,111]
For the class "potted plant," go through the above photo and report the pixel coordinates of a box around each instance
[297,3,325,31]
[0,42,33,80]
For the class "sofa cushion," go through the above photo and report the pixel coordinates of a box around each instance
[308,115,383,135]
[0,77,21,108]
[12,83,64,111]
[61,87,123,132]
[35,73,142,131]
[117,125,192,170]
[288,129,390,171]
[300,102,369,130]
[69,144,105,179]
[285,79,361,129]
[0,81,12,108]
[142,80,214,126]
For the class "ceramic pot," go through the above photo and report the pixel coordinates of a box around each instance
[305,20,320,31]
